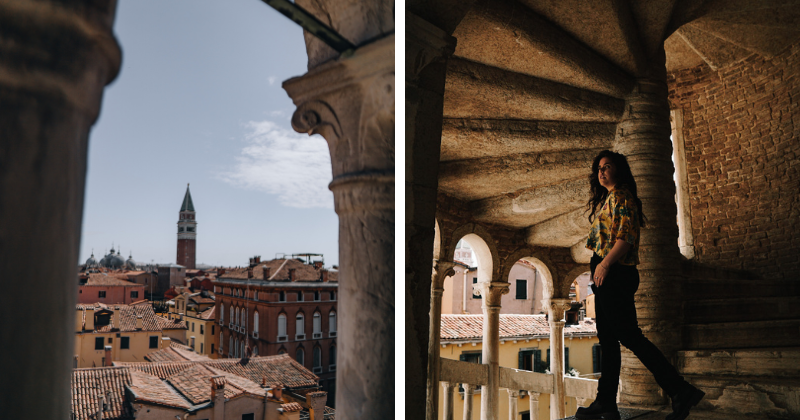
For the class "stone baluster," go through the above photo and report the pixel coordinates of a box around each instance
[613,48,682,405]
[528,391,540,420]
[507,389,519,420]
[0,1,121,419]
[442,381,455,420]
[283,34,394,419]
[547,298,572,420]
[428,261,456,420]
[406,11,458,420]
[463,383,476,420]
[576,398,590,409]
[475,282,510,420]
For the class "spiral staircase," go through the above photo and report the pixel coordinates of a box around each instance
[434,0,800,418]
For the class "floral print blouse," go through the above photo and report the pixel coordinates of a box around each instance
[585,186,640,266]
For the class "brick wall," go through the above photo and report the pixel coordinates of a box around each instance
[668,43,800,280]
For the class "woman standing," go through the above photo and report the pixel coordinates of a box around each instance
[575,150,704,420]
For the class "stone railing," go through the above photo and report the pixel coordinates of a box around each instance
[565,376,599,409]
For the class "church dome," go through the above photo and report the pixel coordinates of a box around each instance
[100,247,125,269]
[85,253,98,268]
[125,254,137,270]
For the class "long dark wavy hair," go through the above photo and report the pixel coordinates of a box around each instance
[586,150,646,227]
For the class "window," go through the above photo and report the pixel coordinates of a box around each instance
[108,337,113,344]
[211,325,214,335]
[313,346,322,373]
[211,343,215,354]
[192,322,195,332]
[297,292,303,302]
[314,291,320,301]
[254,291,259,301]
[149,336,158,349]
[95,337,104,350]
[593,344,602,374]
[252,346,258,356]
[472,278,479,299]
[220,332,223,352]
[229,306,233,325]
[279,291,286,302]
[179,227,184,232]
[98,291,106,298]
[254,312,259,337]
[546,348,570,373]
[220,303,224,323]
[121,337,130,350]
[330,291,336,301]
[329,346,336,368]
[296,347,304,365]
[242,413,255,420]
[518,349,545,373]
[229,337,233,357]
[187,227,195,232]
[329,311,337,337]
[200,343,204,353]
[191,337,195,349]
[313,312,321,338]
[460,352,481,364]
[296,313,305,339]
[235,307,240,326]
[130,291,138,299]
[200,324,204,334]
[515,279,527,300]
[277,314,287,341]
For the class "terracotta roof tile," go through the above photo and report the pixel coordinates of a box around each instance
[282,402,303,412]
[71,367,134,420]
[128,369,191,409]
[220,259,323,282]
[144,342,209,363]
[198,306,215,320]
[167,364,266,405]
[440,314,597,341]
[76,303,182,333]
[84,273,140,286]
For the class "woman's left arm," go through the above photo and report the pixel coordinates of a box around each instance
[593,240,631,286]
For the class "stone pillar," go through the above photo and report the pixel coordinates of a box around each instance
[0,1,121,419]
[475,282,510,420]
[442,381,455,420]
[613,47,682,406]
[428,262,456,420]
[507,389,519,420]
[463,383,476,420]
[283,35,394,419]
[547,299,572,420]
[528,392,540,420]
[407,12,457,420]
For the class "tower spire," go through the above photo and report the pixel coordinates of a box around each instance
[180,184,195,212]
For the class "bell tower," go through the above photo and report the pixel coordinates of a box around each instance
[177,183,196,269]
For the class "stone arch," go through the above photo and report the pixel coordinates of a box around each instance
[446,223,500,285]
[500,247,558,301]
[562,265,591,300]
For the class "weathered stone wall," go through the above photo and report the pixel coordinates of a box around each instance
[668,43,800,280]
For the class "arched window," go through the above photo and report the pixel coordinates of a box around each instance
[220,332,223,352]
[229,306,234,325]
[329,346,336,368]
[254,311,259,336]
[278,348,286,355]
[313,312,321,338]
[279,291,286,302]
[314,291,320,301]
[313,346,322,372]
[278,314,287,339]
[296,313,305,338]
[242,309,247,331]
[297,292,303,302]
[229,336,233,357]
[252,345,258,357]
[296,347,304,365]
[220,303,224,323]
[329,311,337,335]
[331,291,336,301]
[235,307,240,326]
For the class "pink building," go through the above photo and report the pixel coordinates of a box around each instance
[78,272,146,305]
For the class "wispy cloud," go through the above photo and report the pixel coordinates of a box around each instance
[268,76,277,85]
[219,120,333,208]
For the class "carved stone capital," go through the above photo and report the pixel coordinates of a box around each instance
[528,391,540,399]
[284,35,394,179]
[473,282,510,307]
[507,389,520,398]
[432,260,456,291]
[547,298,573,322]
[406,12,456,82]
[463,383,476,394]
[442,381,454,391]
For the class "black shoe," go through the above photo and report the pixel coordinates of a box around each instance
[666,384,705,420]
[575,400,621,420]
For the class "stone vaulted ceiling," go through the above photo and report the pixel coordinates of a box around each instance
[439,0,800,248]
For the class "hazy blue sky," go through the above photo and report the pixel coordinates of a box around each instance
[81,0,339,268]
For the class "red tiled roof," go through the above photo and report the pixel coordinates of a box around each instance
[440,314,597,341]
[156,315,187,331]
[84,273,141,286]
[191,296,215,304]
[198,306,215,320]
[282,402,303,412]
[128,369,191,409]
[167,364,265,405]
[124,354,319,389]
[71,367,134,420]
[144,342,209,363]
[219,259,323,282]
[76,303,185,333]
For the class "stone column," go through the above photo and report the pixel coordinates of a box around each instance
[463,383,476,420]
[0,1,121,419]
[528,392,540,420]
[283,34,394,419]
[442,381,456,420]
[547,298,572,420]
[475,282,510,420]
[507,389,519,420]
[613,47,682,406]
[428,261,456,420]
[407,13,457,420]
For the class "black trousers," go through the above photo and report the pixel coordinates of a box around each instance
[590,253,687,405]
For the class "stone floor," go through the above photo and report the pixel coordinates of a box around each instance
[559,408,657,420]
[559,406,775,419]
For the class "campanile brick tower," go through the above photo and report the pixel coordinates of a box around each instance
[176,184,196,269]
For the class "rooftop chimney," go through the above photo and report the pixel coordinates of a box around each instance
[288,269,295,282]
[211,376,226,419]
[136,315,143,330]
[262,266,270,281]
[219,268,226,277]
[307,391,328,420]
[273,383,283,400]
[247,268,253,279]
[104,345,112,367]
[112,307,120,329]
[161,337,170,349]
[313,261,323,270]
